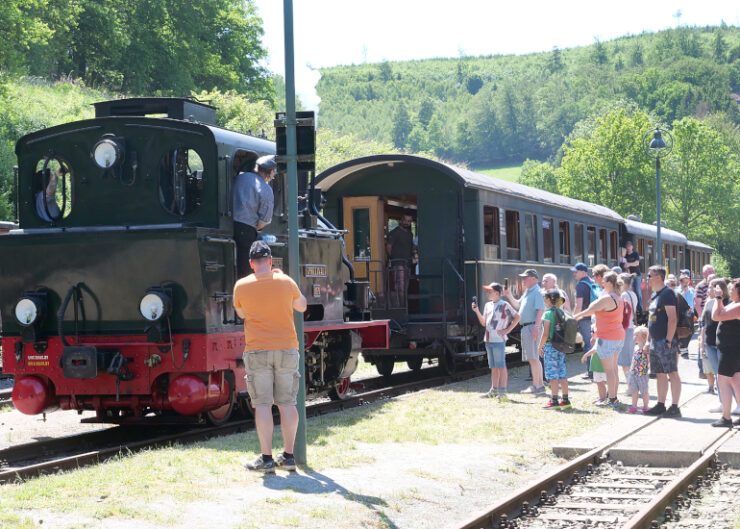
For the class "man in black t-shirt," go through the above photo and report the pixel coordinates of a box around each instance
[644,265,682,418]
[624,241,643,311]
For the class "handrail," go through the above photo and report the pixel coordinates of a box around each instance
[444,257,464,283]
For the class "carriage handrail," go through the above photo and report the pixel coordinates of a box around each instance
[444,257,464,283]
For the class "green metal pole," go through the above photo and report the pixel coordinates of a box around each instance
[656,157,662,267]
[282,0,306,465]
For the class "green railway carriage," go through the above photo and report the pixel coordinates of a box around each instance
[317,154,714,376]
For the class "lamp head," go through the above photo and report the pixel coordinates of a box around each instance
[649,130,667,151]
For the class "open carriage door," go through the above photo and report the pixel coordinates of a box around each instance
[342,197,385,295]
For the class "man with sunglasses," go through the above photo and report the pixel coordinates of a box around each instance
[644,265,682,418]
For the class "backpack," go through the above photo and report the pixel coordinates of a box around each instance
[621,291,636,330]
[551,307,578,354]
[579,279,602,305]
[676,292,694,339]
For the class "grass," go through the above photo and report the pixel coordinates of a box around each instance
[469,163,523,182]
[0,359,612,529]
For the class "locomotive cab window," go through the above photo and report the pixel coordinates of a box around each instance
[34,157,73,222]
[159,147,204,216]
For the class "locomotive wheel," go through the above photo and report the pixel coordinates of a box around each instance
[406,357,423,372]
[377,357,395,377]
[328,377,351,401]
[206,393,235,426]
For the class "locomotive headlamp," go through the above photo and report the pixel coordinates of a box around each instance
[14,293,46,329]
[15,298,41,326]
[92,138,122,169]
[139,291,171,322]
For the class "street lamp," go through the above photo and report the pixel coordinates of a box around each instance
[642,128,673,267]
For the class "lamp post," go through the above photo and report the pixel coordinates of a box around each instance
[642,128,673,267]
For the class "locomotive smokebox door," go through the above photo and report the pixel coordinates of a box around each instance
[61,346,99,379]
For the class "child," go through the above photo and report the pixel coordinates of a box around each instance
[581,342,608,405]
[539,289,571,410]
[627,326,650,413]
[472,282,520,399]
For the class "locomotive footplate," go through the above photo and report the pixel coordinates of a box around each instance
[61,346,130,380]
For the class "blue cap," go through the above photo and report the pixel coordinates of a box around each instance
[571,262,588,272]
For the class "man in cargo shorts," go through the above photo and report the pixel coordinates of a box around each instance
[233,240,307,472]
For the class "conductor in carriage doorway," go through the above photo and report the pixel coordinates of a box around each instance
[386,211,417,305]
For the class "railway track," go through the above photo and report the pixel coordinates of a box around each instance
[0,389,11,407]
[454,396,736,529]
[0,364,489,484]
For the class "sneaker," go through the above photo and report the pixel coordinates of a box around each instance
[543,400,560,409]
[521,385,537,394]
[712,417,733,428]
[662,405,682,418]
[709,404,723,413]
[245,455,276,473]
[680,352,689,359]
[496,392,509,402]
[559,401,572,410]
[535,386,547,395]
[706,387,716,394]
[641,406,650,413]
[275,453,296,471]
[606,399,622,409]
[484,388,496,398]
[581,373,593,380]
[627,406,638,414]
[734,418,740,427]
[593,398,608,406]
[643,403,667,416]
[698,372,707,379]
[732,406,740,416]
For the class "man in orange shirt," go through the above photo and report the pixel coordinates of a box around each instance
[233,240,307,473]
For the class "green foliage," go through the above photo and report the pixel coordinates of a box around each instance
[4,0,273,100]
[317,26,740,166]
[391,104,412,149]
[519,160,560,193]
[315,129,401,174]
[193,89,275,140]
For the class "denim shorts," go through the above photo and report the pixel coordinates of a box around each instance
[596,338,624,360]
[543,344,567,380]
[485,341,506,368]
[650,338,679,374]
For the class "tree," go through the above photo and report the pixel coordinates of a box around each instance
[630,42,644,66]
[713,29,728,63]
[391,104,412,148]
[0,0,52,71]
[417,99,434,129]
[378,61,393,82]
[520,160,560,194]
[591,39,608,65]
[557,109,656,220]
[548,47,564,72]
[662,117,738,240]
[466,74,483,95]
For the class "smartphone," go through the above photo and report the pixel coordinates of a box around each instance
[504,278,509,289]
[472,296,478,306]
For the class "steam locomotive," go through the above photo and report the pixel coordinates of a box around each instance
[0,97,388,424]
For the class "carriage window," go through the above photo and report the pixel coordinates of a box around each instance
[505,210,520,260]
[353,208,371,260]
[672,245,677,259]
[574,223,584,263]
[483,206,500,259]
[525,214,537,261]
[638,238,645,274]
[559,221,570,264]
[542,217,554,263]
[679,247,684,270]
[587,226,596,266]
[609,231,617,264]
[599,229,607,262]
[646,240,653,266]
[159,148,204,216]
[34,157,73,221]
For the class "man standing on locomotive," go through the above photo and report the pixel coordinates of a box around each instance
[504,269,546,395]
[233,155,276,278]
[386,211,416,305]
[233,240,308,473]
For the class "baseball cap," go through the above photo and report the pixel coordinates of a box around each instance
[249,240,272,259]
[611,266,623,274]
[482,282,503,292]
[518,268,538,279]
[570,262,588,272]
[680,269,691,276]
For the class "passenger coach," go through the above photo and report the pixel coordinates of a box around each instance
[316,154,713,375]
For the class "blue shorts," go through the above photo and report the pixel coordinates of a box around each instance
[485,341,506,369]
[596,338,624,360]
[543,344,567,380]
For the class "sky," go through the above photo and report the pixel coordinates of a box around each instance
[252,0,740,112]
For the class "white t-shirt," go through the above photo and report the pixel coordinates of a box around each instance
[621,290,638,329]
[483,300,517,343]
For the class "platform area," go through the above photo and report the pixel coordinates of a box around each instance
[553,338,740,467]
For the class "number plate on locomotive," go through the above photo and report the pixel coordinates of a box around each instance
[312,284,321,297]
[303,264,327,277]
